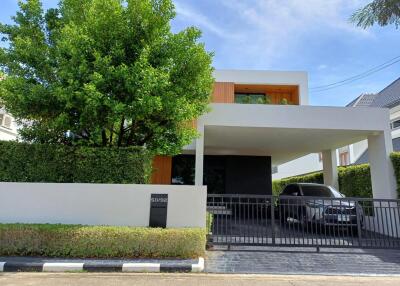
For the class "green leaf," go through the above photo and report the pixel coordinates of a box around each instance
[0,0,214,154]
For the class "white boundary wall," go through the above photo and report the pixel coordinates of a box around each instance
[0,183,207,228]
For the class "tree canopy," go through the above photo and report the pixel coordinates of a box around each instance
[351,0,400,28]
[0,0,214,155]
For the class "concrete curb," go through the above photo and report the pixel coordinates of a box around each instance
[0,258,204,273]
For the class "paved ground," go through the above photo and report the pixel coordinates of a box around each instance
[205,246,400,275]
[1,273,400,286]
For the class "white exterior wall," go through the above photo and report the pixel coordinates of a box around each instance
[0,128,17,141]
[350,139,368,162]
[0,183,207,228]
[272,153,322,180]
[202,104,388,131]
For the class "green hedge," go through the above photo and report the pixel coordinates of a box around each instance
[338,164,372,198]
[0,141,152,183]
[0,224,206,258]
[272,163,383,198]
[272,172,323,196]
[206,212,213,233]
[391,152,400,195]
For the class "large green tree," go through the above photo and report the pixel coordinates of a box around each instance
[351,0,400,28]
[0,0,214,155]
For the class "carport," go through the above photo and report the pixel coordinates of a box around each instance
[194,103,397,199]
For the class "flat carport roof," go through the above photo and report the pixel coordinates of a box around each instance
[199,104,390,165]
[204,126,375,165]
[193,103,397,199]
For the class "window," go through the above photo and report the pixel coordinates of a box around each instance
[301,186,333,197]
[171,155,195,185]
[234,93,267,104]
[391,119,400,130]
[339,152,350,166]
[0,114,3,126]
[2,116,11,129]
[330,188,344,198]
[282,185,300,196]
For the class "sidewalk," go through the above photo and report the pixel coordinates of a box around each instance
[205,247,400,275]
[1,273,400,286]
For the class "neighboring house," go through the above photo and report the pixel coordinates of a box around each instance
[151,70,396,199]
[0,107,17,141]
[273,77,400,180]
[347,78,400,164]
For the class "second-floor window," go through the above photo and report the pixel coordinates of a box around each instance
[234,93,268,104]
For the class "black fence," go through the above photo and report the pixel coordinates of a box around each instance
[207,194,400,249]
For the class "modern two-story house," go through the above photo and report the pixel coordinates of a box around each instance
[151,70,397,199]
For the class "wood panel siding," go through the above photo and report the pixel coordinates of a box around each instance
[151,156,172,184]
[234,84,299,105]
[212,82,235,103]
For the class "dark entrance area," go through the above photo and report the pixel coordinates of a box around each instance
[171,155,272,195]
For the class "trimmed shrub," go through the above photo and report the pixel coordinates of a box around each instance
[0,224,206,258]
[338,164,372,198]
[0,141,152,183]
[272,171,323,196]
[391,152,400,195]
[206,212,213,233]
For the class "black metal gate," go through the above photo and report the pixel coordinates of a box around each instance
[207,194,400,249]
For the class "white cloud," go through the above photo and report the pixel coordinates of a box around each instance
[318,64,328,70]
[174,1,241,40]
[222,0,370,35]
[216,0,372,67]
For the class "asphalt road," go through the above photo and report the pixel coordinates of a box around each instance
[1,273,400,286]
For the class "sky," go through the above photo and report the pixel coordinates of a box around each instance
[1,0,400,106]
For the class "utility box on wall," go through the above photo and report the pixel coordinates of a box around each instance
[149,194,168,228]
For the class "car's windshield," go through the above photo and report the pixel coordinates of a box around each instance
[329,187,345,198]
[301,186,333,197]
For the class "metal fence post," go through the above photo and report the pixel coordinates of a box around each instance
[271,196,276,246]
[356,199,363,247]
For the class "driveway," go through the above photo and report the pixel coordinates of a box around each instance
[205,246,400,275]
[1,273,400,286]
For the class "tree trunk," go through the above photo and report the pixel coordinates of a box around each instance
[117,116,125,147]
[101,129,107,146]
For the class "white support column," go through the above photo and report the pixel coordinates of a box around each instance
[322,149,339,190]
[349,144,355,164]
[195,121,204,186]
[368,130,397,199]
